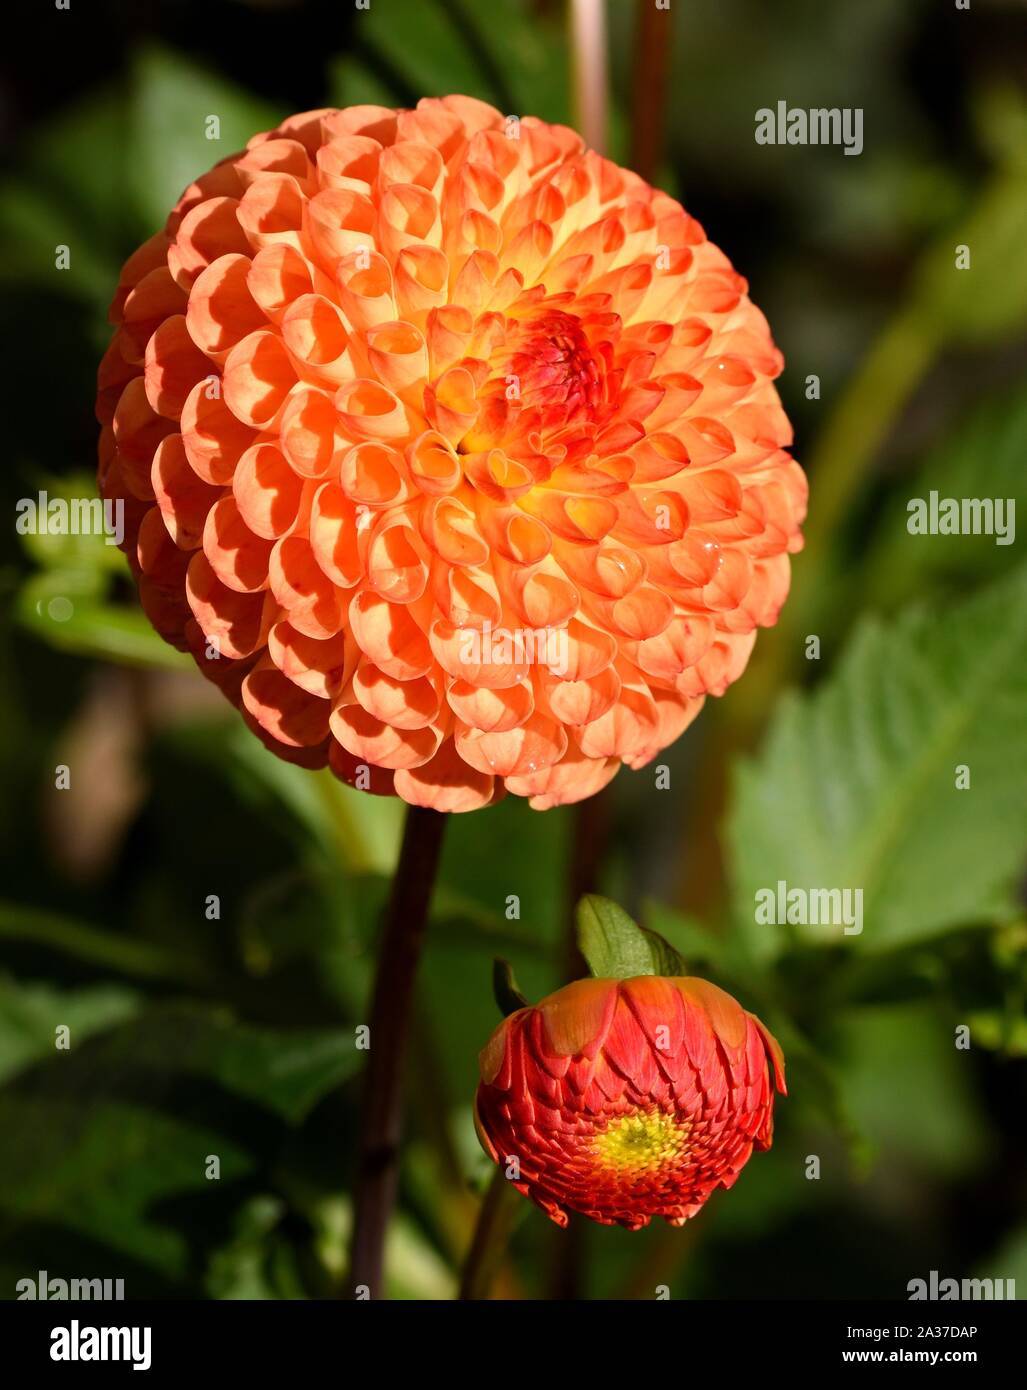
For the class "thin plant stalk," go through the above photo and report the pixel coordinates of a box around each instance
[570,0,608,155]
[459,1168,525,1300]
[348,803,447,1298]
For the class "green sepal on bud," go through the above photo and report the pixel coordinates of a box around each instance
[576,894,688,979]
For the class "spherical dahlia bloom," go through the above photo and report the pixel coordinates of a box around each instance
[475,975,785,1229]
[97,96,806,812]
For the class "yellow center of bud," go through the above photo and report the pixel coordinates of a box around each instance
[591,1109,689,1175]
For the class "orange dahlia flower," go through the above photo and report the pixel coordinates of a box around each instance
[97,96,806,812]
[475,975,785,1229]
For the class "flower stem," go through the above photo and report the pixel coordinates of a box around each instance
[348,803,447,1298]
[570,0,608,156]
[459,1168,524,1300]
[630,0,672,183]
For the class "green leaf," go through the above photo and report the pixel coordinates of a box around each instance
[576,894,687,979]
[492,958,529,1016]
[967,1010,1027,1057]
[912,165,1027,347]
[0,977,140,1086]
[836,1004,991,1179]
[641,899,726,969]
[355,0,496,107]
[327,58,403,111]
[129,46,282,232]
[0,1090,252,1284]
[863,383,1027,609]
[15,570,192,670]
[204,1195,308,1300]
[0,181,116,308]
[729,563,1027,957]
[97,1005,362,1125]
[0,901,209,987]
[447,0,572,125]
[16,475,126,574]
[226,727,403,875]
[0,1002,361,1288]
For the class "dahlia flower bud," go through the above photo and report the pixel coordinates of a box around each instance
[475,975,785,1229]
[97,96,806,813]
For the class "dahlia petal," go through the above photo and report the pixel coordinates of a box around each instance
[408,433,466,500]
[242,657,332,746]
[234,138,316,192]
[392,737,496,813]
[393,244,450,323]
[268,621,355,699]
[280,386,343,477]
[316,134,382,194]
[269,534,346,638]
[233,442,306,539]
[334,378,411,441]
[328,738,396,796]
[281,293,352,385]
[677,630,756,698]
[351,661,441,729]
[455,711,567,778]
[540,663,621,727]
[506,743,619,809]
[378,183,442,262]
[96,334,141,424]
[185,551,271,659]
[180,379,256,484]
[322,105,399,148]
[624,689,703,768]
[539,980,619,1058]
[112,378,174,497]
[120,267,189,361]
[309,481,366,586]
[366,516,429,604]
[349,590,433,680]
[237,173,307,253]
[222,330,298,428]
[447,678,534,733]
[329,701,442,770]
[336,249,398,329]
[151,434,223,549]
[339,440,407,504]
[428,618,527,689]
[136,504,187,581]
[144,315,213,419]
[202,495,273,593]
[109,231,171,322]
[169,196,250,289]
[247,243,315,320]
[630,614,715,682]
[187,254,267,360]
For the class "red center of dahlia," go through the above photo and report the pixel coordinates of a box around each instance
[512,309,608,416]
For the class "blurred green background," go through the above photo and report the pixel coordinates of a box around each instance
[1,0,1025,1299]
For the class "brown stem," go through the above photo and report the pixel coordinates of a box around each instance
[547,788,612,1299]
[570,0,609,155]
[348,804,447,1299]
[562,787,612,979]
[458,1167,524,1300]
[630,0,672,183]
